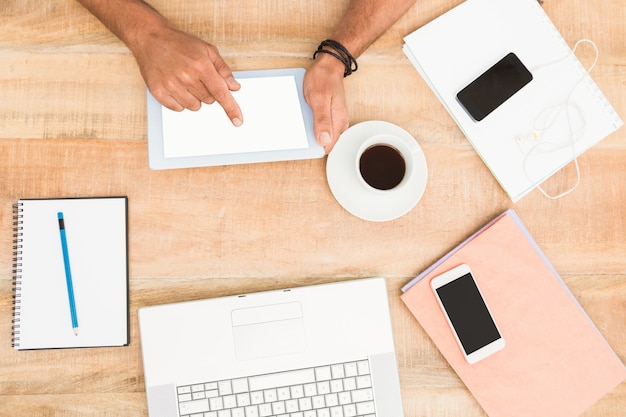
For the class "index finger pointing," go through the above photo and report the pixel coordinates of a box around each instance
[211,82,243,127]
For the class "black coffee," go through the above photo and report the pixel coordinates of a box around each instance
[358,144,406,190]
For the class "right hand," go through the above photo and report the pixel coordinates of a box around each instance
[133,24,243,126]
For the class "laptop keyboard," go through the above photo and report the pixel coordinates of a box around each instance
[176,359,376,417]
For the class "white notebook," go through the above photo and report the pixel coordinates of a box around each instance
[403,0,623,202]
[12,197,129,350]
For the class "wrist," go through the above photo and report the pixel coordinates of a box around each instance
[311,52,347,77]
[312,39,358,77]
[116,4,171,56]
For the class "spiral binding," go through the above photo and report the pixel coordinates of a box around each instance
[12,202,24,348]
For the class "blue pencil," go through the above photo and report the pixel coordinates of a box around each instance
[57,212,79,336]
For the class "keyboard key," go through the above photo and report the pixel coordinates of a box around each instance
[317,381,331,395]
[344,362,358,377]
[244,405,259,417]
[209,397,224,411]
[178,393,192,402]
[338,391,351,405]
[272,401,286,414]
[178,386,192,395]
[232,378,249,394]
[249,368,315,391]
[312,395,325,409]
[218,410,232,417]
[205,382,219,391]
[325,393,339,407]
[356,401,375,415]
[357,361,369,376]
[206,389,219,398]
[192,391,205,400]
[231,408,245,417]
[342,377,356,391]
[291,384,304,399]
[285,399,299,413]
[317,409,330,417]
[315,366,332,381]
[298,397,313,411]
[179,398,210,415]
[330,379,343,393]
[263,388,277,403]
[330,405,344,417]
[356,375,372,389]
[223,395,237,408]
[304,411,317,417]
[304,383,317,397]
[191,384,204,392]
[250,391,264,405]
[350,388,373,403]
[258,403,272,417]
[343,403,357,417]
[236,392,250,406]
[219,380,233,396]
[277,387,291,400]
[331,364,345,379]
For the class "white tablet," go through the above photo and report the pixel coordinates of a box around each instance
[146,68,324,170]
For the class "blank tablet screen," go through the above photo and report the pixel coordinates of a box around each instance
[161,75,309,158]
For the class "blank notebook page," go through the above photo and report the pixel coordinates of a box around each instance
[13,197,129,350]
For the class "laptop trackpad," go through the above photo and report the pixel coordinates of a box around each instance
[232,302,306,360]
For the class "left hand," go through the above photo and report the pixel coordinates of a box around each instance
[303,54,350,154]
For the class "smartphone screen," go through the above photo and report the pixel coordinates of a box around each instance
[456,52,533,121]
[431,264,504,363]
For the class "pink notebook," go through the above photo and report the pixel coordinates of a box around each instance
[401,210,626,417]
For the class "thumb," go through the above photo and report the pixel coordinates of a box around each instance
[311,105,334,151]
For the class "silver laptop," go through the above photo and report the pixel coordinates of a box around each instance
[138,277,404,417]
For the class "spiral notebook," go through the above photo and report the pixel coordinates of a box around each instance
[12,197,129,350]
[403,0,623,201]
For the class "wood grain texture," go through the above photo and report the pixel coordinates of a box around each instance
[1,0,624,416]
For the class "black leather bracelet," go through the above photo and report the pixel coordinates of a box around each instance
[313,39,358,77]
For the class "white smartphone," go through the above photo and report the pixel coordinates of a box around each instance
[430,264,505,364]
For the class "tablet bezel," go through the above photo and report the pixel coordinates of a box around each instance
[146,68,324,170]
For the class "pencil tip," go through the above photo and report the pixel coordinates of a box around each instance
[74,329,79,336]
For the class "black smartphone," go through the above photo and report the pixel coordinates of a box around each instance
[456,52,533,121]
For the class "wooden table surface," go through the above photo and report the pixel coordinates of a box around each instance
[1,0,624,416]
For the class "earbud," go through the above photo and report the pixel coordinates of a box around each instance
[515,131,539,145]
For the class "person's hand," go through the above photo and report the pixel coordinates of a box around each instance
[133,23,243,126]
[303,54,349,154]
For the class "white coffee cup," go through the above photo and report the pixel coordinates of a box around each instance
[355,133,420,193]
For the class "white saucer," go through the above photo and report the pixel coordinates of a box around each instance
[326,121,428,222]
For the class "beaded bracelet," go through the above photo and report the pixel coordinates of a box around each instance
[313,39,358,77]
